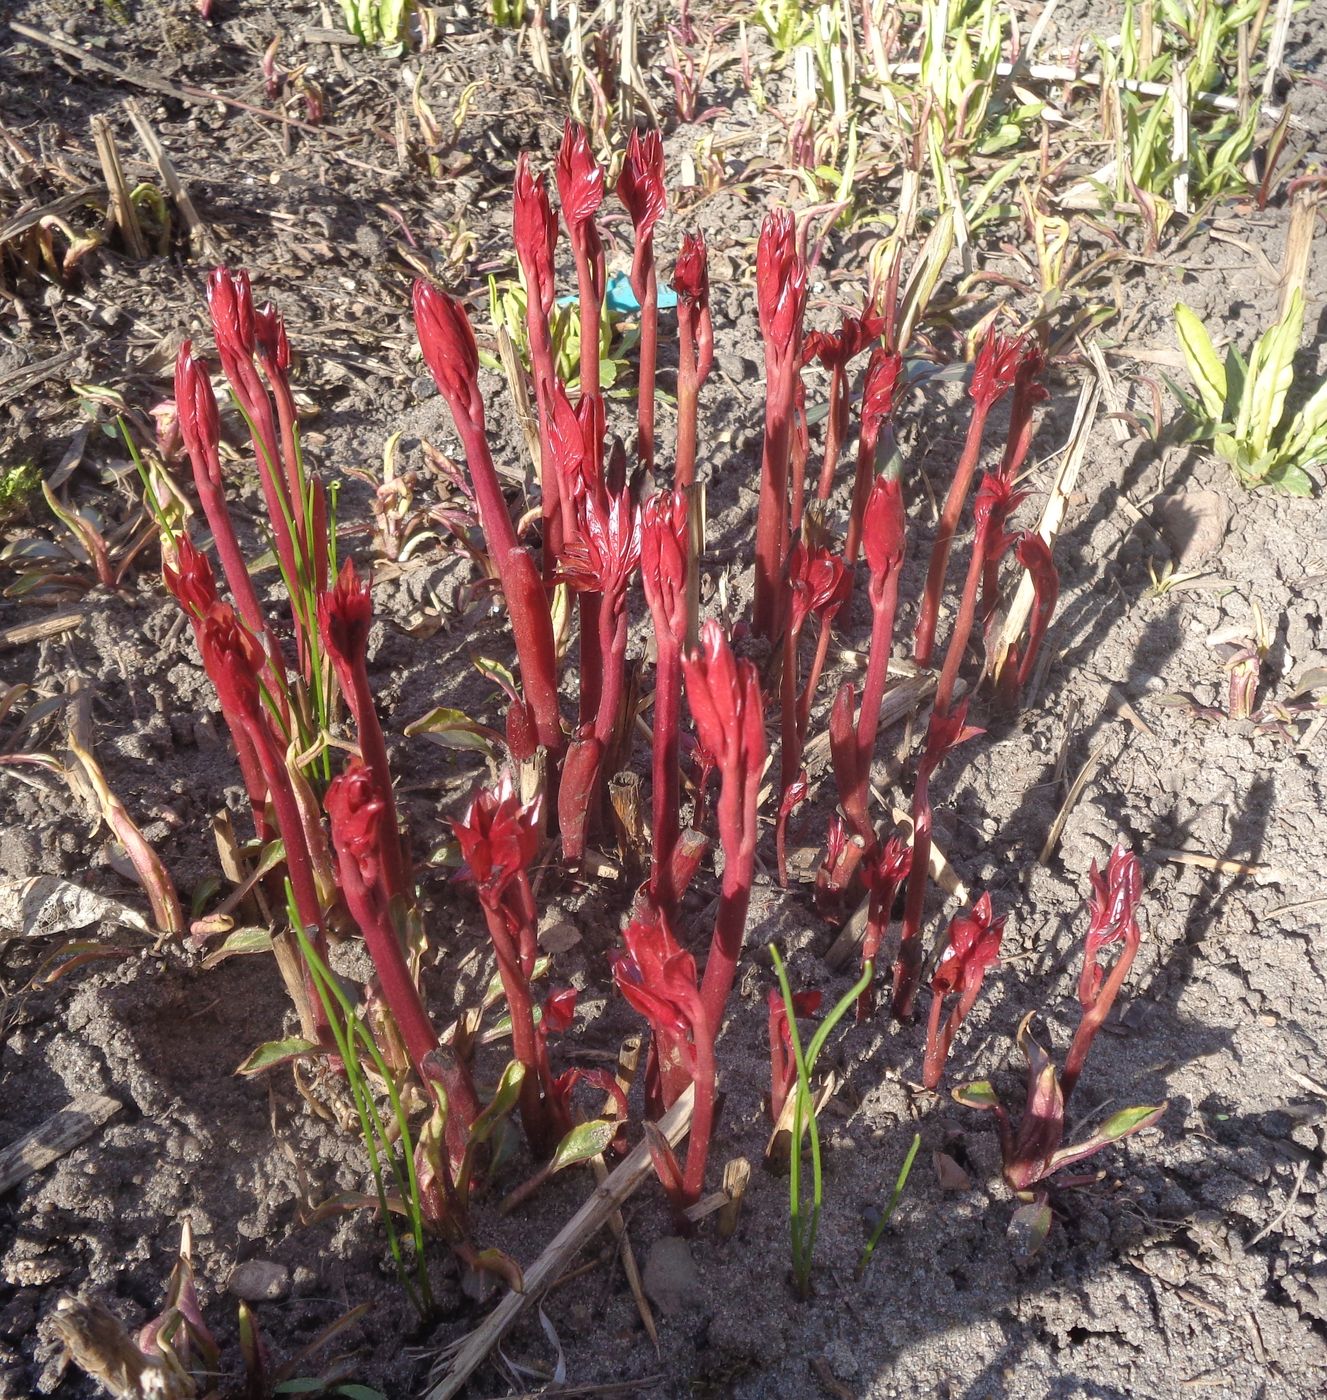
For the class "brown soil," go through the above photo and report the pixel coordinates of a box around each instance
[3,2,1327,1398]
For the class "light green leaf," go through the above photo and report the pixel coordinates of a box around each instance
[403,706,500,754]
[236,1037,319,1076]
[1174,303,1227,420]
[952,1080,1001,1110]
[201,926,272,969]
[548,1118,616,1175]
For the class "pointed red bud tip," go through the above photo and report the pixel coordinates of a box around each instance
[612,908,701,1043]
[1080,845,1143,1005]
[325,757,390,889]
[865,834,912,892]
[174,341,220,464]
[683,620,765,775]
[559,480,641,596]
[618,127,666,242]
[788,540,849,635]
[451,772,540,902]
[822,813,850,870]
[922,699,983,773]
[556,119,605,231]
[640,490,690,637]
[756,208,807,359]
[318,557,372,669]
[542,987,579,1036]
[253,304,290,372]
[969,329,1024,411]
[413,281,481,421]
[672,230,710,306]
[163,535,219,619]
[1015,531,1058,593]
[973,472,1029,554]
[514,153,558,315]
[206,267,256,359]
[861,475,906,581]
[803,308,885,370]
[861,347,904,440]
[932,892,1005,996]
[196,602,265,718]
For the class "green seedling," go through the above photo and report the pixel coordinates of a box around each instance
[1173,290,1326,494]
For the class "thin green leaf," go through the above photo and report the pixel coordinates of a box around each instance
[548,1119,616,1175]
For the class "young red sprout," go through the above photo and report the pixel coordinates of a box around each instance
[1000,531,1060,703]
[955,847,1164,1193]
[934,471,1026,719]
[194,601,333,1037]
[998,338,1049,480]
[891,703,984,1021]
[768,986,822,1122]
[1063,844,1142,1100]
[752,209,808,641]
[914,330,1025,667]
[414,281,563,762]
[253,299,330,623]
[618,127,666,473]
[512,152,564,573]
[162,539,269,842]
[672,231,714,490]
[921,893,1004,1088]
[640,490,690,910]
[845,348,904,565]
[318,558,406,902]
[776,539,848,885]
[857,836,912,1018]
[555,466,642,861]
[452,774,563,1156]
[207,271,321,672]
[612,905,712,1212]
[805,308,885,507]
[326,759,478,1155]
[556,121,607,400]
[173,344,283,681]
[854,475,907,773]
[682,620,768,1037]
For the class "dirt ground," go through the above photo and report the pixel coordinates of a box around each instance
[3,2,1327,1398]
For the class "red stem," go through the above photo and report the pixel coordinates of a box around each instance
[345,663,407,901]
[796,615,834,740]
[675,305,700,490]
[680,1016,717,1205]
[637,264,658,473]
[697,757,761,1039]
[753,355,797,641]
[854,569,903,774]
[891,773,934,1022]
[1060,936,1140,1104]
[814,363,847,502]
[934,517,993,718]
[649,636,682,911]
[914,402,992,667]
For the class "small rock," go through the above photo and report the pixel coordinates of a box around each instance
[1151,491,1229,566]
[825,1338,859,1381]
[538,919,581,955]
[643,1236,704,1316]
[228,1260,290,1303]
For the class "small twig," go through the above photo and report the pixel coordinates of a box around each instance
[1154,848,1290,882]
[0,1093,122,1193]
[1039,731,1114,865]
[90,114,146,259]
[1247,1158,1309,1245]
[0,610,85,650]
[426,1087,694,1400]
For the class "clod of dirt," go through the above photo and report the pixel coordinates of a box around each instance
[642,1236,704,1316]
[226,1260,290,1304]
[1151,490,1231,565]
